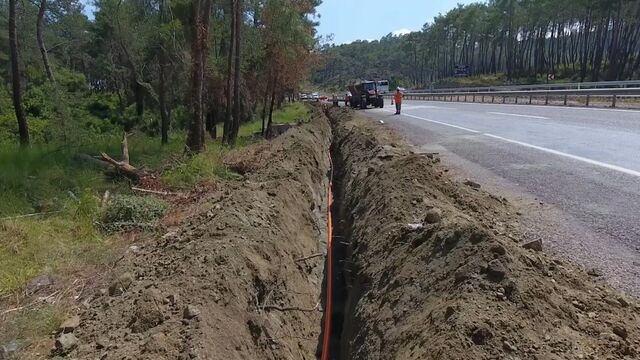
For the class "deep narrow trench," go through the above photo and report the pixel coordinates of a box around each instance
[317,123,357,360]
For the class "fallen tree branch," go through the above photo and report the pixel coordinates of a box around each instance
[131,187,185,197]
[98,133,141,181]
[262,304,319,313]
[0,210,63,221]
[294,253,324,263]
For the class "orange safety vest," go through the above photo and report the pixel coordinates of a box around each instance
[394,92,403,104]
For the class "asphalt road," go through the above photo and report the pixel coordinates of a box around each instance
[364,100,640,297]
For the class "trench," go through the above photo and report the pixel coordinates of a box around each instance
[317,111,359,360]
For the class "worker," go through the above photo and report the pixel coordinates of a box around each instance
[394,88,404,115]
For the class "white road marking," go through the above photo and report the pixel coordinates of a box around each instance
[483,133,640,178]
[375,108,640,178]
[418,100,640,113]
[402,113,481,133]
[488,112,549,119]
[402,105,444,110]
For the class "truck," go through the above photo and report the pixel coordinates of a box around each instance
[347,80,384,109]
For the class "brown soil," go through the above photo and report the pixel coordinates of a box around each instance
[63,108,331,359]
[326,107,640,360]
[25,104,640,360]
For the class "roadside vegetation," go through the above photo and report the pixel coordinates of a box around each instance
[0,102,310,354]
[314,0,640,90]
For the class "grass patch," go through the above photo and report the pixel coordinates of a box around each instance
[0,103,309,292]
[3,304,65,341]
[164,102,310,188]
[100,194,167,232]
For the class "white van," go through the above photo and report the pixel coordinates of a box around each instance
[376,80,390,94]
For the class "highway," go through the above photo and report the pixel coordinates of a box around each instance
[365,100,640,297]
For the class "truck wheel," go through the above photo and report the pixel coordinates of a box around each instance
[379,98,384,108]
[360,97,367,109]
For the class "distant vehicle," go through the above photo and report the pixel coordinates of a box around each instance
[347,80,384,109]
[311,92,320,101]
[454,64,470,77]
[376,80,390,94]
[300,93,308,100]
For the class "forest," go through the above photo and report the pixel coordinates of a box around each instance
[1,0,320,148]
[313,0,640,90]
[0,0,320,351]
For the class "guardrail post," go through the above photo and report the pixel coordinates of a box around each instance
[545,93,549,105]
[612,94,617,108]
[491,96,495,103]
[529,95,532,104]
[464,95,467,102]
[502,96,506,104]
[473,95,476,102]
[586,95,590,107]
[515,96,518,104]
[482,95,485,103]
[563,94,567,106]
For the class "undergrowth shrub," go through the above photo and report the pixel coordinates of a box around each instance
[100,195,167,233]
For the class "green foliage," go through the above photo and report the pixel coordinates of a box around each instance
[100,194,167,232]
[162,143,237,188]
[1,304,65,341]
[314,0,640,89]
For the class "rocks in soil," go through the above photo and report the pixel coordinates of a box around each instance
[183,305,200,320]
[464,179,481,190]
[587,268,604,277]
[0,340,19,359]
[522,239,543,252]
[405,223,423,231]
[25,274,54,294]
[486,259,507,281]
[489,243,507,256]
[58,315,80,333]
[612,325,628,339]
[470,326,493,345]
[129,290,165,333]
[502,340,517,352]
[424,208,442,224]
[108,272,134,296]
[617,296,630,307]
[55,333,79,354]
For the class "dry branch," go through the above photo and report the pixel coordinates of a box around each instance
[294,253,324,263]
[98,133,141,181]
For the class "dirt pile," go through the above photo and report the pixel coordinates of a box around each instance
[326,107,640,360]
[64,108,331,359]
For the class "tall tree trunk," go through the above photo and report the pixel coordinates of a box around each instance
[186,0,212,152]
[261,73,270,135]
[9,0,29,146]
[37,0,54,82]
[230,0,242,143]
[159,51,170,144]
[266,77,277,138]
[223,0,235,144]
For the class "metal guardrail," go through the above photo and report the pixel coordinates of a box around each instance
[385,87,640,108]
[414,80,640,94]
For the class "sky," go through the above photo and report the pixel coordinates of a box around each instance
[315,0,479,45]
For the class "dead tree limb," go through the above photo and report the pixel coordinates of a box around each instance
[99,133,141,181]
[294,253,324,263]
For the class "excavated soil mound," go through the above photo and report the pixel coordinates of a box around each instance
[327,107,640,360]
[66,109,331,359]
